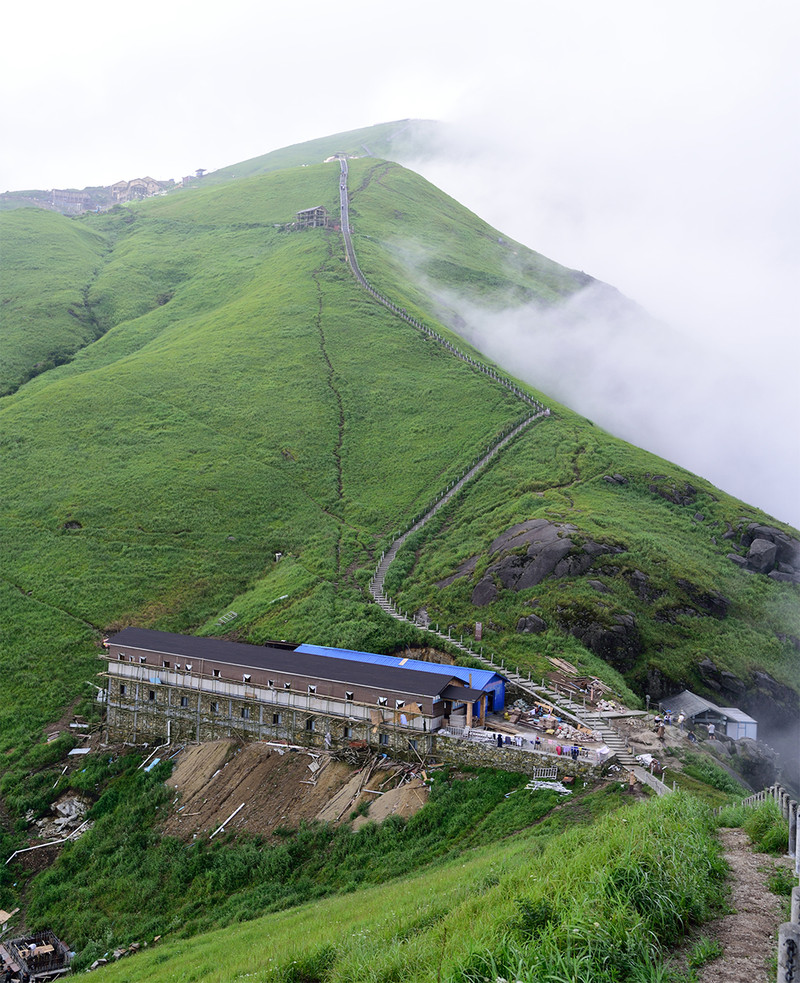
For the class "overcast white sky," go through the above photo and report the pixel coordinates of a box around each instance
[3,0,798,525]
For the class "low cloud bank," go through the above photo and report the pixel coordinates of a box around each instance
[426,279,798,527]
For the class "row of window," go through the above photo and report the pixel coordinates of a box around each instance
[115,670,422,709]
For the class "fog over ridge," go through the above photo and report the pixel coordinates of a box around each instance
[396,246,798,526]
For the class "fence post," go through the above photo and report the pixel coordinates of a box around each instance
[778,922,800,983]
[789,800,797,861]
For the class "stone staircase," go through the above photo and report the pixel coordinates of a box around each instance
[491,671,670,794]
[340,154,669,796]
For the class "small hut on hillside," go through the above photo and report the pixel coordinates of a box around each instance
[296,206,328,229]
[659,690,757,740]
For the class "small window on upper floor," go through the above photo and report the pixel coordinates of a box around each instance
[395,700,405,710]
[148,690,156,702]
[210,701,219,713]
[378,733,389,746]
[213,669,221,678]
[243,674,251,683]
[308,685,316,695]
[377,697,388,707]
[162,661,170,669]
[284,682,291,690]
[180,696,189,708]
[119,684,127,696]
[118,654,125,661]
[345,691,354,701]
[139,656,147,664]
[185,664,192,672]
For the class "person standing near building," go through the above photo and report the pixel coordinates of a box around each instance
[707,722,716,740]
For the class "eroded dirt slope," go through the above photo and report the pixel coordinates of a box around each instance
[163,741,428,840]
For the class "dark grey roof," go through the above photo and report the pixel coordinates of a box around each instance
[107,627,459,699]
[659,690,724,719]
[441,683,485,703]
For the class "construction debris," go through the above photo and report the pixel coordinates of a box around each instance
[524,779,573,795]
[0,930,71,980]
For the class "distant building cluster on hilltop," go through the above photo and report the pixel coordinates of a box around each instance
[1,169,208,215]
[109,176,175,203]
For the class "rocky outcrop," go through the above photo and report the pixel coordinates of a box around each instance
[722,738,781,791]
[471,578,498,606]
[727,523,800,583]
[697,658,747,697]
[625,569,666,603]
[556,607,643,671]
[470,519,622,606]
[643,665,683,702]
[516,613,547,634]
[675,580,730,619]
[647,475,698,507]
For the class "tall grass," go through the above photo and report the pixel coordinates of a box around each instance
[24,764,578,965]
[717,799,788,854]
[84,792,723,983]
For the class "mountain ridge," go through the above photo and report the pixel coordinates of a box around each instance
[0,127,797,773]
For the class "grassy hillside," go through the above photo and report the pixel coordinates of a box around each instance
[202,118,441,186]
[0,208,108,394]
[0,152,797,759]
[61,788,724,983]
[0,161,535,762]
[1,132,797,981]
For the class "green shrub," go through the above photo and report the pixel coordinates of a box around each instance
[767,865,796,896]
[743,802,788,854]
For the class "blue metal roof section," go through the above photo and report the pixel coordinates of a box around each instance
[295,644,506,712]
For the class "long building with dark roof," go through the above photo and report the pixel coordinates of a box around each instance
[103,628,493,752]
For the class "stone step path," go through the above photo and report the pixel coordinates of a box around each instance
[337,155,669,797]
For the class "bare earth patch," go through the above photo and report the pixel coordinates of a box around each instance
[693,827,793,983]
[163,741,427,840]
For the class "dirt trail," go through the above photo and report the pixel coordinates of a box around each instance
[163,741,427,840]
[694,827,794,983]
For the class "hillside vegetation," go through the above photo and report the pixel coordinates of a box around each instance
[0,208,108,394]
[1,142,798,764]
[67,788,725,983]
[1,123,798,981]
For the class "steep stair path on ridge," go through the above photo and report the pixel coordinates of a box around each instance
[337,156,546,412]
[336,156,668,795]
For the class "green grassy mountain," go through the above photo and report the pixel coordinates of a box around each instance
[1,141,797,759]
[1,122,798,980]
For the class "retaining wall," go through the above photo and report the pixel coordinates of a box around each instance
[432,735,602,778]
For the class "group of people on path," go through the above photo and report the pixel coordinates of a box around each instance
[654,710,717,743]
